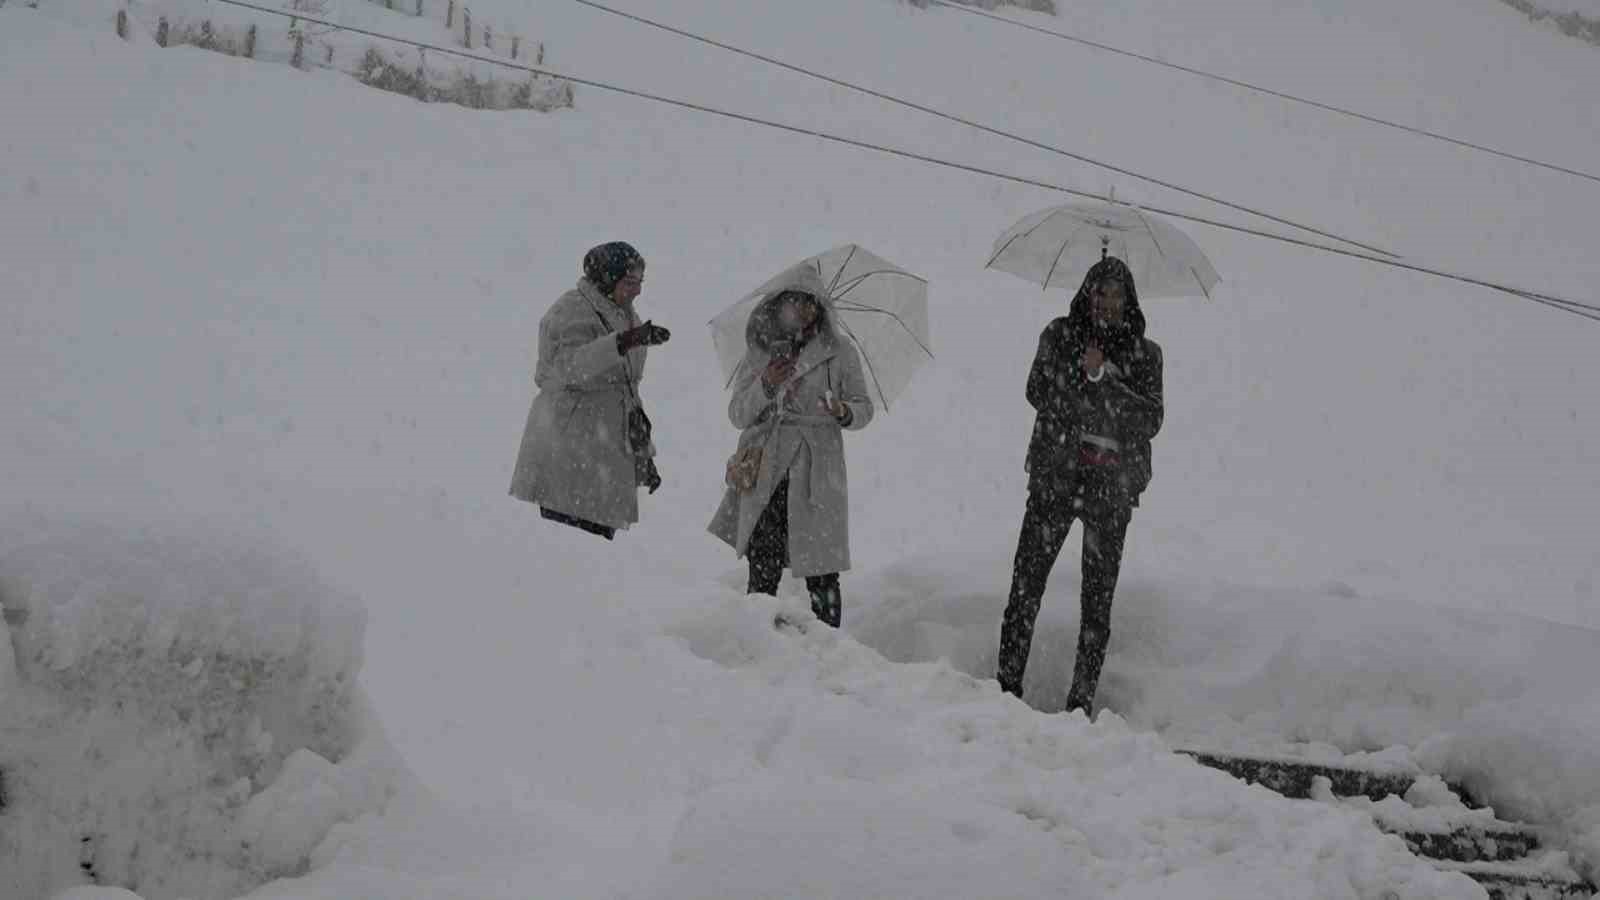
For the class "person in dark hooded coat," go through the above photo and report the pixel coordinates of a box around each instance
[997,256,1164,714]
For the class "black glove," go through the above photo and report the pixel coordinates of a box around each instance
[636,456,662,494]
[617,320,671,353]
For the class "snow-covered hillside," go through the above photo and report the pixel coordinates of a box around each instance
[3,0,1597,896]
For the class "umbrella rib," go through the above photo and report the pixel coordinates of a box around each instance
[1057,218,1103,271]
[831,305,935,359]
[833,269,928,302]
[831,268,936,357]
[1035,214,1103,291]
[832,273,884,300]
[834,268,930,292]
[1041,232,1078,293]
[1191,265,1212,301]
[832,316,893,413]
[826,245,860,298]
[986,204,1076,269]
[1135,209,1171,265]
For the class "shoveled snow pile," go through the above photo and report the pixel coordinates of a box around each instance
[0,520,407,900]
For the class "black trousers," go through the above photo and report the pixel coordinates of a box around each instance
[747,477,842,627]
[998,466,1133,713]
[540,506,615,540]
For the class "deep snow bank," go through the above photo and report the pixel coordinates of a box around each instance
[0,520,406,900]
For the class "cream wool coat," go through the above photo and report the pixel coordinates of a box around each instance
[707,271,874,576]
[509,278,652,529]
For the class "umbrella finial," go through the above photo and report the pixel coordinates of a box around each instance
[1101,235,1109,260]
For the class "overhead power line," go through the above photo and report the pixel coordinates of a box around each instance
[565,0,1397,259]
[186,0,1600,323]
[929,0,1600,187]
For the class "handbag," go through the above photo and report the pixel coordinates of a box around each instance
[725,444,763,492]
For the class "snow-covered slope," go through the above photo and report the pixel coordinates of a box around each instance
[3,0,1597,896]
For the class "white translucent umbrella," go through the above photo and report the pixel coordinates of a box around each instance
[710,244,932,411]
[988,201,1221,299]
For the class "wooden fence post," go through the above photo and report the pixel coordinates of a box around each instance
[115,8,128,39]
[290,21,303,67]
[156,16,169,47]
[245,23,256,58]
[535,41,543,65]
[445,0,452,27]
[463,7,471,48]
[325,43,333,64]
[510,35,518,59]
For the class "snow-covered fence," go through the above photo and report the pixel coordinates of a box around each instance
[350,41,573,109]
[119,0,574,112]
[905,0,1058,12]
[165,16,258,57]
[1496,0,1600,46]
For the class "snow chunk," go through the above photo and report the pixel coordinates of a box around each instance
[0,519,399,900]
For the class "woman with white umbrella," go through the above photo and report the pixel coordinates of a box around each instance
[707,266,875,628]
[997,255,1164,714]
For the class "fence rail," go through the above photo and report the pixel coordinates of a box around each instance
[112,0,569,112]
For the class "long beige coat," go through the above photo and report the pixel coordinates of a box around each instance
[707,273,874,577]
[508,278,652,530]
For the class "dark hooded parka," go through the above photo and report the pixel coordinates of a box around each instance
[998,256,1164,713]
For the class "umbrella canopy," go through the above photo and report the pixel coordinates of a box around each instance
[987,201,1221,300]
[710,244,932,411]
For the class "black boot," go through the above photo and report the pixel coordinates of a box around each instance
[806,574,841,628]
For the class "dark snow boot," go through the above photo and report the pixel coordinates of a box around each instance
[806,576,842,628]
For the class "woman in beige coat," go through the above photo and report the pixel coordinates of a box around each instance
[707,268,874,626]
[509,242,671,539]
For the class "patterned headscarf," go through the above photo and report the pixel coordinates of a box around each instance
[582,241,645,295]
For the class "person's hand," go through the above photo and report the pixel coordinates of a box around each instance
[617,321,671,353]
[761,356,796,390]
[816,393,849,422]
[1082,345,1105,379]
[812,392,851,422]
